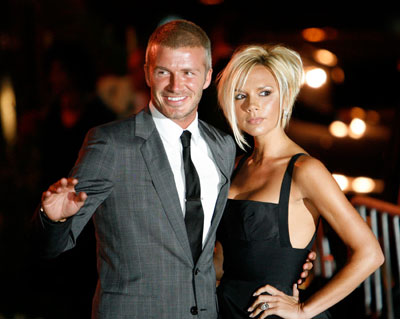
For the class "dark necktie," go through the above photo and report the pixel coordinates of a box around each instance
[180,130,204,263]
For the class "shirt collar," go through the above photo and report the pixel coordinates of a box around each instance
[149,102,200,145]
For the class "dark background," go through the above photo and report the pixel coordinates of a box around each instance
[0,1,399,318]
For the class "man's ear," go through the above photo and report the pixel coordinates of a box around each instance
[203,68,213,90]
[144,64,151,87]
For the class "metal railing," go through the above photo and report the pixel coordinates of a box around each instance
[351,195,400,319]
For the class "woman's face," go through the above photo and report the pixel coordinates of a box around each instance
[234,65,281,138]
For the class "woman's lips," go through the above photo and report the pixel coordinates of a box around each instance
[247,117,264,125]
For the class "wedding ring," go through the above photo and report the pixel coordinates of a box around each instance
[260,302,269,311]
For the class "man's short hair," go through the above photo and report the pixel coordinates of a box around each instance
[146,19,212,70]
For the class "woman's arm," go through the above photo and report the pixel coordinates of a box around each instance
[297,157,384,318]
[214,240,224,282]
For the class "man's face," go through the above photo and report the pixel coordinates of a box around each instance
[145,45,212,128]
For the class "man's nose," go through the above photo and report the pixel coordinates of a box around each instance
[168,74,183,91]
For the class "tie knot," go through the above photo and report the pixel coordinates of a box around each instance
[180,130,192,148]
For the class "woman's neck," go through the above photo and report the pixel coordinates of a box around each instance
[251,129,292,163]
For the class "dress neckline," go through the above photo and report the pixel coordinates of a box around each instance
[228,153,319,250]
[229,152,306,206]
[227,198,278,206]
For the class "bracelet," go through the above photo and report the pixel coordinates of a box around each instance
[40,206,67,223]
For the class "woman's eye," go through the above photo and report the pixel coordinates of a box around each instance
[235,93,246,100]
[260,90,271,96]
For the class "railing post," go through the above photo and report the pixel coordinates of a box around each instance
[381,212,394,319]
[359,205,372,316]
[352,195,400,318]
[394,215,400,280]
[371,209,383,317]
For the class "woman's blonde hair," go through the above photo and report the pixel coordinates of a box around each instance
[216,44,304,150]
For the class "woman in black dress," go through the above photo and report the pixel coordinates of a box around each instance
[214,44,384,318]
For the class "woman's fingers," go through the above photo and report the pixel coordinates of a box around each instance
[253,284,282,297]
[248,294,275,312]
[292,283,299,301]
[249,284,301,318]
[249,301,275,318]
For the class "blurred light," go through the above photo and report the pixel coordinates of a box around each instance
[333,174,383,194]
[302,28,326,42]
[366,110,380,124]
[0,77,17,146]
[331,67,345,83]
[305,67,327,88]
[333,174,349,191]
[313,49,337,67]
[349,118,366,139]
[350,107,366,120]
[352,177,375,193]
[329,121,348,137]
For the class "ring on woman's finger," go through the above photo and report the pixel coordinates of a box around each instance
[260,302,269,311]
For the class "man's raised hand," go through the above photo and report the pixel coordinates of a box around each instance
[41,178,87,222]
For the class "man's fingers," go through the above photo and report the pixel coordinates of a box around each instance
[66,190,87,203]
[47,178,79,193]
[68,178,79,186]
[61,177,79,188]
[42,178,82,205]
[42,190,51,199]
[77,191,88,203]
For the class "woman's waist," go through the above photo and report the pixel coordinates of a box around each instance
[222,243,309,283]
[219,276,292,296]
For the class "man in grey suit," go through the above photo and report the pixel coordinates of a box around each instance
[37,20,236,319]
[36,20,313,318]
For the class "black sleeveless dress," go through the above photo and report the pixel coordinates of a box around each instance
[217,153,330,319]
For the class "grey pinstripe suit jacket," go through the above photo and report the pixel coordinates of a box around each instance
[38,108,236,319]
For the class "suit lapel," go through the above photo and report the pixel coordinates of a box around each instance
[198,121,231,254]
[136,111,193,264]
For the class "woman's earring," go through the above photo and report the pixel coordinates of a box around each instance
[283,109,289,119]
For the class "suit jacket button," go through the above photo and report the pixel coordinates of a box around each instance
[190,306,198,315]
[195,268,200,275]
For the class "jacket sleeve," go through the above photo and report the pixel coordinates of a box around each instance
[32,125,116,258]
